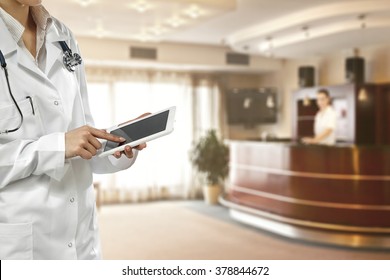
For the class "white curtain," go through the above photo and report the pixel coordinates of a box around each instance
[86,69,217,203]
[190,77,227,190]
[193,78,224,139]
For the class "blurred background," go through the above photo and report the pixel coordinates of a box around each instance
[44,0,390,259]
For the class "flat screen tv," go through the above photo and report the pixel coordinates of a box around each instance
[226,88,277,126]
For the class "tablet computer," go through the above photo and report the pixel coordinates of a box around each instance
[97,106,176,158]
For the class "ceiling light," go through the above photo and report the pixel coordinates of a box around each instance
[302,26,310,38]
[358,14,366,29]
[129,0,153,13]
[184,4,203,19]
[259,37,273,53]
[76,0,95,7]
[166,16,186,28]
[261,37,274,56]
[96,30,105,38]
[259,42,269,52]
[148,25,169,36]
[91,19,109,39]
[134,32,153,42]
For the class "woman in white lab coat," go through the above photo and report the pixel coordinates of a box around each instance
[302,88,337,145]
[0,0,146,259]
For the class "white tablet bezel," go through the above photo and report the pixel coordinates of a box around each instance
[97,106,176,158]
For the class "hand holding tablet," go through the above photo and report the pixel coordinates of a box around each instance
[97,106,176,158]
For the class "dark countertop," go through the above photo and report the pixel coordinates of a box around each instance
[228,139,390,150]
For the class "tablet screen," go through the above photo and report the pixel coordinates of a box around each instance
[104,110,169,152]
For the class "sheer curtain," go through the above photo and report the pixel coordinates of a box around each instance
[86,70,201,203]
[193,77,224,139]
[191,76,227,191]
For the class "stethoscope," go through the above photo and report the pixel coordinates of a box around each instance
[0,41,82,134]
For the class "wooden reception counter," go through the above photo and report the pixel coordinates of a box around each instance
[220,141,390,249]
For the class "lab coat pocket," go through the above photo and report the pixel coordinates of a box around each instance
[0,222,33,260]
[0,97,43,140]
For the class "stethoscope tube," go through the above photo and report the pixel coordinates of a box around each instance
[0,50,23,134]
[0,49,6,67]
[0,41,82,134]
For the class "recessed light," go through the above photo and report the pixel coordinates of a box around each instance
[259,37,273,53]
[184,4,203,19]
[135,33,152,42]
[128,0,153,13]
[166,16,186,28]
[94,20,108,38]
[75,0,95,7]
[148,25,169,36]
[302,26,310,38]
[259,42,269,52]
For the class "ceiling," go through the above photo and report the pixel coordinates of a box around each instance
[44,0,390,59]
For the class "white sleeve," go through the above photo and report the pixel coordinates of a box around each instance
[72,38,138,174]
[325,109,337,130]
[0,132,66,189]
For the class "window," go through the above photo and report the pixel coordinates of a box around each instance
[87,74,195,201]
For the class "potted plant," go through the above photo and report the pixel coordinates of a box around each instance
[190,130,229,204]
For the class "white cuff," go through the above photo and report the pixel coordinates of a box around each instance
[33,132,67,181]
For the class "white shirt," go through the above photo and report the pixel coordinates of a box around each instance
[314,106,337,145]
[0,6,138,259]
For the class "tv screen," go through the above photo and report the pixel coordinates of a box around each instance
[226,88,277,125]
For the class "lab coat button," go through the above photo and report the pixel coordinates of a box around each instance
[54,101,59,106]
[68,242,73,248]
[70,197,75,203]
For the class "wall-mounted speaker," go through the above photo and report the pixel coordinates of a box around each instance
[346,57,365,84]
[298,66,315,88]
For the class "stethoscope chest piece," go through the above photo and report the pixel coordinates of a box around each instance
[63,51,82,72]
[59,41,82,72]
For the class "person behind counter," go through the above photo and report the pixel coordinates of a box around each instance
[302,88,337,145]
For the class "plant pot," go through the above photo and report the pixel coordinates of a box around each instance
[203,185,221,205]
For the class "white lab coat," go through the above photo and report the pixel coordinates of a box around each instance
[0,16,137,259]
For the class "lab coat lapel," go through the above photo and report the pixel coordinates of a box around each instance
[16,50,49,81]
[0,16,49,82]
[45,23,70,76]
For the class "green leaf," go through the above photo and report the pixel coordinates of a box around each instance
[189,129,229,185]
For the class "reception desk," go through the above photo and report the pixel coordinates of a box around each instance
[220,141,390,249]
